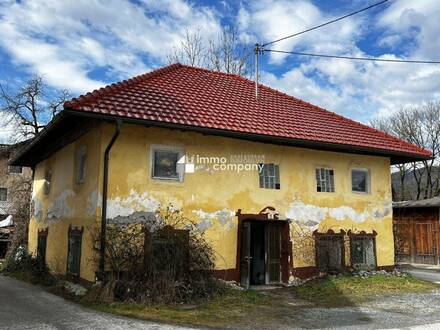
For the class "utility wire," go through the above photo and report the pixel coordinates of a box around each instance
[261,0,389,47]
[264,49,440,64]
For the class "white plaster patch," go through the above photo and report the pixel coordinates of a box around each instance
[32,198,43,222]
[193,209,236,231]
[86,190,101,216]
[46,190,76,221]
[285,201,392,228]
[106,189,160,219]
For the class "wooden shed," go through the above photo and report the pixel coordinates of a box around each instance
[393,197,440,265]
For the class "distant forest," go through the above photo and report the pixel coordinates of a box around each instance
[391,166,440,201]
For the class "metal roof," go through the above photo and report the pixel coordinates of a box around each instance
[393,196,440,208]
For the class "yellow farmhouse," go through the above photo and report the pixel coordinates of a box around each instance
[11,64,430,286]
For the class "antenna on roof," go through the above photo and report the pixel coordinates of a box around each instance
[254,43,262,101]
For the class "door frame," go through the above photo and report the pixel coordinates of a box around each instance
[236,207,291,286]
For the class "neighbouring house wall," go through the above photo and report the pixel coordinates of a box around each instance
[28,122,394,282]
[28,129,102,282]
[0,147,33,217]
[393,207,440,265]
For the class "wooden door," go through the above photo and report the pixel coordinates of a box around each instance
[415,222,437,264]
[266,223,281,283]
[240,222,251,288]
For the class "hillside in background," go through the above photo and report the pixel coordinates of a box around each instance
[392,166,440,201]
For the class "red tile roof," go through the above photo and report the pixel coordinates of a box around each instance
[64,63,430,159]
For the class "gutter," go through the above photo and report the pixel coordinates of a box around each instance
[98,119,123,280]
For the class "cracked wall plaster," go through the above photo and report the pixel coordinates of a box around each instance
[193,209,236,231]
[285,201,392,229]
[46,190,75,221]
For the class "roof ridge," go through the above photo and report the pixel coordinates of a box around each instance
[64,63,183,108]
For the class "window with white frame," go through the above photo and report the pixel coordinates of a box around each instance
[9,165,23,174]
[0,188,7,202]
[76,145,87,184]
[151,146,184,181]
[352,168,370,193]
[259,163,280,189]
[316,168,335,192]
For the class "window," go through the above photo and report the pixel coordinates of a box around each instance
[9,166,23,174]
[151,146,183,181]
[315,232,344,273]
[149,228,189,280]
[259,164,280,189]
[37,229,48,264]
[316,168,335,192]
[44,168,52,195]
[351,237,376,270]
[76,145,87,184]
[67,226,83,276]
[0,188,7,202]
[352,168,370,193]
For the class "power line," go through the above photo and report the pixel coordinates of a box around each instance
[264,49,440,64]
[262,0,389,47]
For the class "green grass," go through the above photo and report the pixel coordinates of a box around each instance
[84,275,440,328]
[83,289,276,328]
[292,274,440,307]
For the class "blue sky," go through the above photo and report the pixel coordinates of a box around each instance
[1,0,440,142]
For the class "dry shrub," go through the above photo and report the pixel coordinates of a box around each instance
[90,205,226,304]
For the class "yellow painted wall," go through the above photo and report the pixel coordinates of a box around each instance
[28,128,102,282]
[28,122,394,282]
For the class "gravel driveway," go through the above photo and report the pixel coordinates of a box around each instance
[3,274,440,329]
[0,275,192,330]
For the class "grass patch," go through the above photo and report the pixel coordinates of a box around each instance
[82,288,279,329]
[292,274,440,307]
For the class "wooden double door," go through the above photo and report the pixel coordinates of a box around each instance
[240,221,288,288]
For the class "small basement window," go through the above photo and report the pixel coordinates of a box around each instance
[0,188,7,202]
[37,229,48,264]
[351,237,376,270]
[67,227,83,277]
[151,146,184,181]
[259,164,280,189]
[352,168,370,193]
[76,145,87,184]
[9,166,23,174]
[316,168,335,192]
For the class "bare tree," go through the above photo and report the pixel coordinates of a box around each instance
[168,27,252,77]
[0,76,69,141]
[370,102,440,200]
[167,29,206,68]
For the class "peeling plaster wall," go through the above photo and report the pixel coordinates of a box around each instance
[101,123,394,272]
[28,122,394,281]
[27,128,102,282]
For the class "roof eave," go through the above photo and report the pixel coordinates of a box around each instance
[12,109,430,167]
[64,110,430,164]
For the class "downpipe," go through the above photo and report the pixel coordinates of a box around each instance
[98,119,122,281]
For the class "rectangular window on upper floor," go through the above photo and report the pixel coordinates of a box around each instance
[75,145,87,184]
[0,188,7,202]
[259,163,280,189]
[352,168,370,193]
[316,168,335,192]
[44,168,52,195]
[9,165,23,174]
[151,145,184,182]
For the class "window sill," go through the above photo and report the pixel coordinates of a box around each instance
[151,176,183,183]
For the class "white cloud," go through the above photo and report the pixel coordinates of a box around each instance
[238,0,363,64]
[0,0,222,93]
[240,0,440,120]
